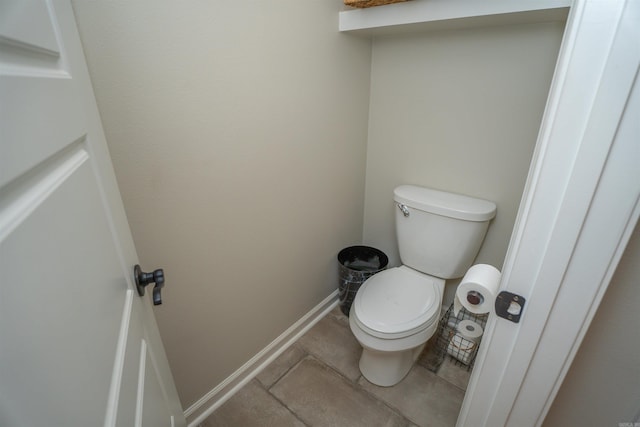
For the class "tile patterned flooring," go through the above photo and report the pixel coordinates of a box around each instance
[201,307,471,427]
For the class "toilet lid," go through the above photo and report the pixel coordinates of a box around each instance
[354,267,441,336]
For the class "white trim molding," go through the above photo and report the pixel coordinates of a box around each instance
[184,291,339,427]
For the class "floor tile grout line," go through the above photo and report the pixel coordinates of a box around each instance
[203,306,469,426]
[262,354,326,427]
[418,343,472,393]
[354,375,420,426]
[337,310,470,391]
[430,356,472,393]
[327,311,468,425]
[259,344,309,391]
[247,377,309,427]
[298,309,458,426]
[332,312,466,393]
[253,374,311,427]
[285,353,415,427]
[301,307,469,423]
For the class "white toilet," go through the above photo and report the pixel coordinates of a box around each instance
[350,185,496,386]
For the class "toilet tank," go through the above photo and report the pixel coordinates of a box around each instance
[394,185,496,279]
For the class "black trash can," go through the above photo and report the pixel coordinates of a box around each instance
[337,246,388,316]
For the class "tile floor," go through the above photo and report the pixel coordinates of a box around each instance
[201,306,471,427]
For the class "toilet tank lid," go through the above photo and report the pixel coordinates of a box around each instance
[394,185,496,222]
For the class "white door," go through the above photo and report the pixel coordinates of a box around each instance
[0,1,186,426]
[458,0,640,425]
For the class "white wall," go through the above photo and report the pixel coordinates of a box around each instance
[72,0,372,408]
[543,222,640,426]
[362,22,565,303]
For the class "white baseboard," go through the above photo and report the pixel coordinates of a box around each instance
[184,290,339,427]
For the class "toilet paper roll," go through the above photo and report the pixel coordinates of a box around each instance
[456,320,483,343]
[453,264,501,316]
[446,334,477,365]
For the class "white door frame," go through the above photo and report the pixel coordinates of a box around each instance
[458,0,640,425]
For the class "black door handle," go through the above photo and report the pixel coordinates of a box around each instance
[134,264,164,305]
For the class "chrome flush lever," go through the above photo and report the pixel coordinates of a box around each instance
[397,203,410,217]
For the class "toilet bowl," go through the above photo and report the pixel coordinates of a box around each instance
[349,266,443,386]
[349,185,496,387]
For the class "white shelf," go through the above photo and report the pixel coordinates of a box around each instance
[339,0,571,35]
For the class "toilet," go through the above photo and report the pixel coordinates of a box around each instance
[350,185,496,386]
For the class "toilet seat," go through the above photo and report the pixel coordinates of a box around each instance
[353,266,441,340]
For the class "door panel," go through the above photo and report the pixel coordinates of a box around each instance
[0,1,185,425]
[1,76,84,189]
[0,1,59,53]
[0,1,82,189]
[138,339,174,427]
[1,156,127,426]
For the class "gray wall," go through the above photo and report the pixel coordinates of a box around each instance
[72,0,372,408]
[362,22,565,303]
[543,222,640,426]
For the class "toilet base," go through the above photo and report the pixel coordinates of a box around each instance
[359,342,426,387]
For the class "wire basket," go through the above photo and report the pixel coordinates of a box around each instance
[423,303,488,372]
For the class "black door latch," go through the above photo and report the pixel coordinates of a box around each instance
[134,264,165,306]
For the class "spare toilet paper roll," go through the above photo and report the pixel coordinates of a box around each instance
[447,334,476,365]
[453,264,501,316]
[456,320,484,342]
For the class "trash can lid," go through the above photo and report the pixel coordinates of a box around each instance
[338,246,388,270]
